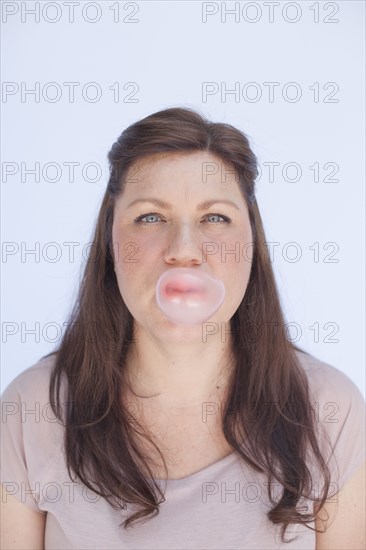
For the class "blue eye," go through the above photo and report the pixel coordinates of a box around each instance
[133,212,232,225]
[206,213,232,224]
[133,213,162,224]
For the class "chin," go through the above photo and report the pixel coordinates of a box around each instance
[152,316,207,338]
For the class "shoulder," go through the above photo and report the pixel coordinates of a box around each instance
[294,348,365,409]
[0,353,64,444]
[294,348,366,493]
[0,353,63,513]
[1,353,58,404]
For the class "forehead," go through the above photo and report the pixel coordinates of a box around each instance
[123,150,241,194]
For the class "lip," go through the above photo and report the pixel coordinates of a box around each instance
[165,282,205,294]
[164,288,207,302]
[159,269,213,286]
[155,267,226,324]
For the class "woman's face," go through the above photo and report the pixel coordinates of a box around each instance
[112,151,253,340]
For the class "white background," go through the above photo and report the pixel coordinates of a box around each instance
[1,1,365,397]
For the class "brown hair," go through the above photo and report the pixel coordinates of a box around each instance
[47,107,331,543]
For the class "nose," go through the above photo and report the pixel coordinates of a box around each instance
[163,221,203,266]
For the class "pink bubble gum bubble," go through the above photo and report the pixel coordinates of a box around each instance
[156,268,226,325]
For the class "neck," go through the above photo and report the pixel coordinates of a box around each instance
[123,321,236,409]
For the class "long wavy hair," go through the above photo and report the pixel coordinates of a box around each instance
[47,107,332,543]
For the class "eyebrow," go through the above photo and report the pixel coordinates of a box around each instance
[126,198,240,211]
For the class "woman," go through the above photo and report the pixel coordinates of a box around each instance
[1,107,365,549]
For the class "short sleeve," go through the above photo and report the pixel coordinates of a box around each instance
[0,361,59,514]
[304,358,366,499]
[1,372,47,514]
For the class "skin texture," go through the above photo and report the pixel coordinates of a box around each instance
[0,486,46,549]
[314,461,366,549]
[112,150,253,408]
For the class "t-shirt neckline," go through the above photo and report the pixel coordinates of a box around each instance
[152,451,237,485]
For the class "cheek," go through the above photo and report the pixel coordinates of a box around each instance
[112,226,138,292]
[112,227,159,281]
[212,232,253,270]
[112,242,140,271]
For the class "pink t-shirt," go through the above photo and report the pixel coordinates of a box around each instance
[1,350,365,549]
